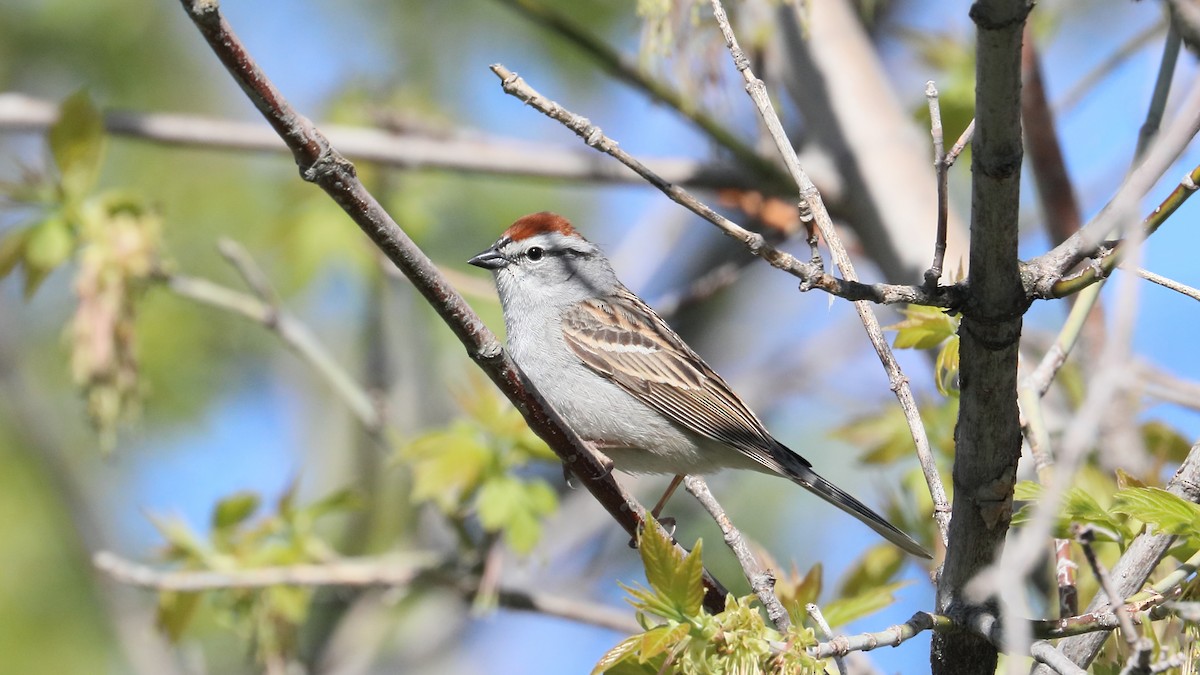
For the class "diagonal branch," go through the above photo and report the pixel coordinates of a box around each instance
[174,0,729,613]
[683,475,789,631]
[488,65,962,309]
[704,0,950,545]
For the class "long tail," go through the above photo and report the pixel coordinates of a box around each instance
[790,466,932,559]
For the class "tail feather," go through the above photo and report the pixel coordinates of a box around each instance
[791,467,932,559]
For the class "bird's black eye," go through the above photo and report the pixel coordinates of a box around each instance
[526,246,545,261]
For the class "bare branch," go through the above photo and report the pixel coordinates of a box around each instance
[1030,641,1087,675]
[158,270,384,435]
[93,550,430,590]
[93,551,642,634]
[1128,266,1200,302]
[488,65,962,309]
[945,120,975,169]
[812,612,951,659]
[924,81,950,287]
[683,475,789,631]
[806,603,847,675]
[0,91,752,190]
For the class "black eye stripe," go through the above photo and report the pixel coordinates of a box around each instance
[523,247,591,261]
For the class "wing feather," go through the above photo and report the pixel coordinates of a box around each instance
[561,287,807,474]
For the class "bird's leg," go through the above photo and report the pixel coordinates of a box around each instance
[650,474,685,520]
[627,474,685,549]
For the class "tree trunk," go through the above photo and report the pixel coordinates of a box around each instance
[932,1,1031,672]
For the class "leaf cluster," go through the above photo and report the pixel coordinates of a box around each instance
[594,519,825,674]
[398,377,559,554]
[150,483,362,664]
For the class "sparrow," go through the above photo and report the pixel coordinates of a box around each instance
[469,212,931,558]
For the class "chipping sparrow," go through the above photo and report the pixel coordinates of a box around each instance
[469,212,931,559]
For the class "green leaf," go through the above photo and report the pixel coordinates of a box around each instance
[49,90,106,201]
[1113,487,1200,539]
[301,487,364,520]
[1062,488,1127,540]
[148,514,209,562]
[156,590,202,642]
[674,539,705,616]
[637,622,690,662]
[637,517,683,603]
[403,427,491,512]
[1013,480,1043,502]
[592,634,642,675]
[822,581,908,628]
[1141,421,1192,463]
[0,226,30,278]
[886,305,958,350]
[837,544,904,598]
[21,215,74,298]
[212,491,261,531]
[474,475,557,554]
[934,336,960,397]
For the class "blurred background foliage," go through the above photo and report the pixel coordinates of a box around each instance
[1,0,1198,673]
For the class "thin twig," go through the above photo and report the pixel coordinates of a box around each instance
[811,612,951,659]
[806,603,847,675]
[945,120,975,169]
[217,238,279,306]
[93,550,433,590]
[682,475,790,631]
[93,550,642,634]
[158,270,384,436]
[488,65,962,309]
[705,0,951,544]
[174,0,730,614]
[1135,18,1182,160]
[1129,266,1200,302]
[1055,539,1079,618]
[1029,77,1200,297]
[1055,19,1167,114]
[924,81,949,287]
[1074,526,1154,675]
[1030,641,1087,675]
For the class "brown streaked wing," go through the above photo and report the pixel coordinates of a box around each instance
[561,287,795,472]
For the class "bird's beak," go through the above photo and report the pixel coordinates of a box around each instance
[468,245,508,270]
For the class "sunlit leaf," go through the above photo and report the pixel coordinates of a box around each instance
[837,544,904,598]
[592,634,642,675]
[637,517,684,605]
[403,426,491,512]
[156,591,202,642]
[1113,487,1200,539]
[885,305,958,350]
[637,622,690,662]
[49,90,105,202]
[212,491,261,531]
[822,581,909,628]
[21,215,74,298]
[474,475,557,554]
[0,225,30,278]
[1141,421,1192,464]
[934,336,960,397]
